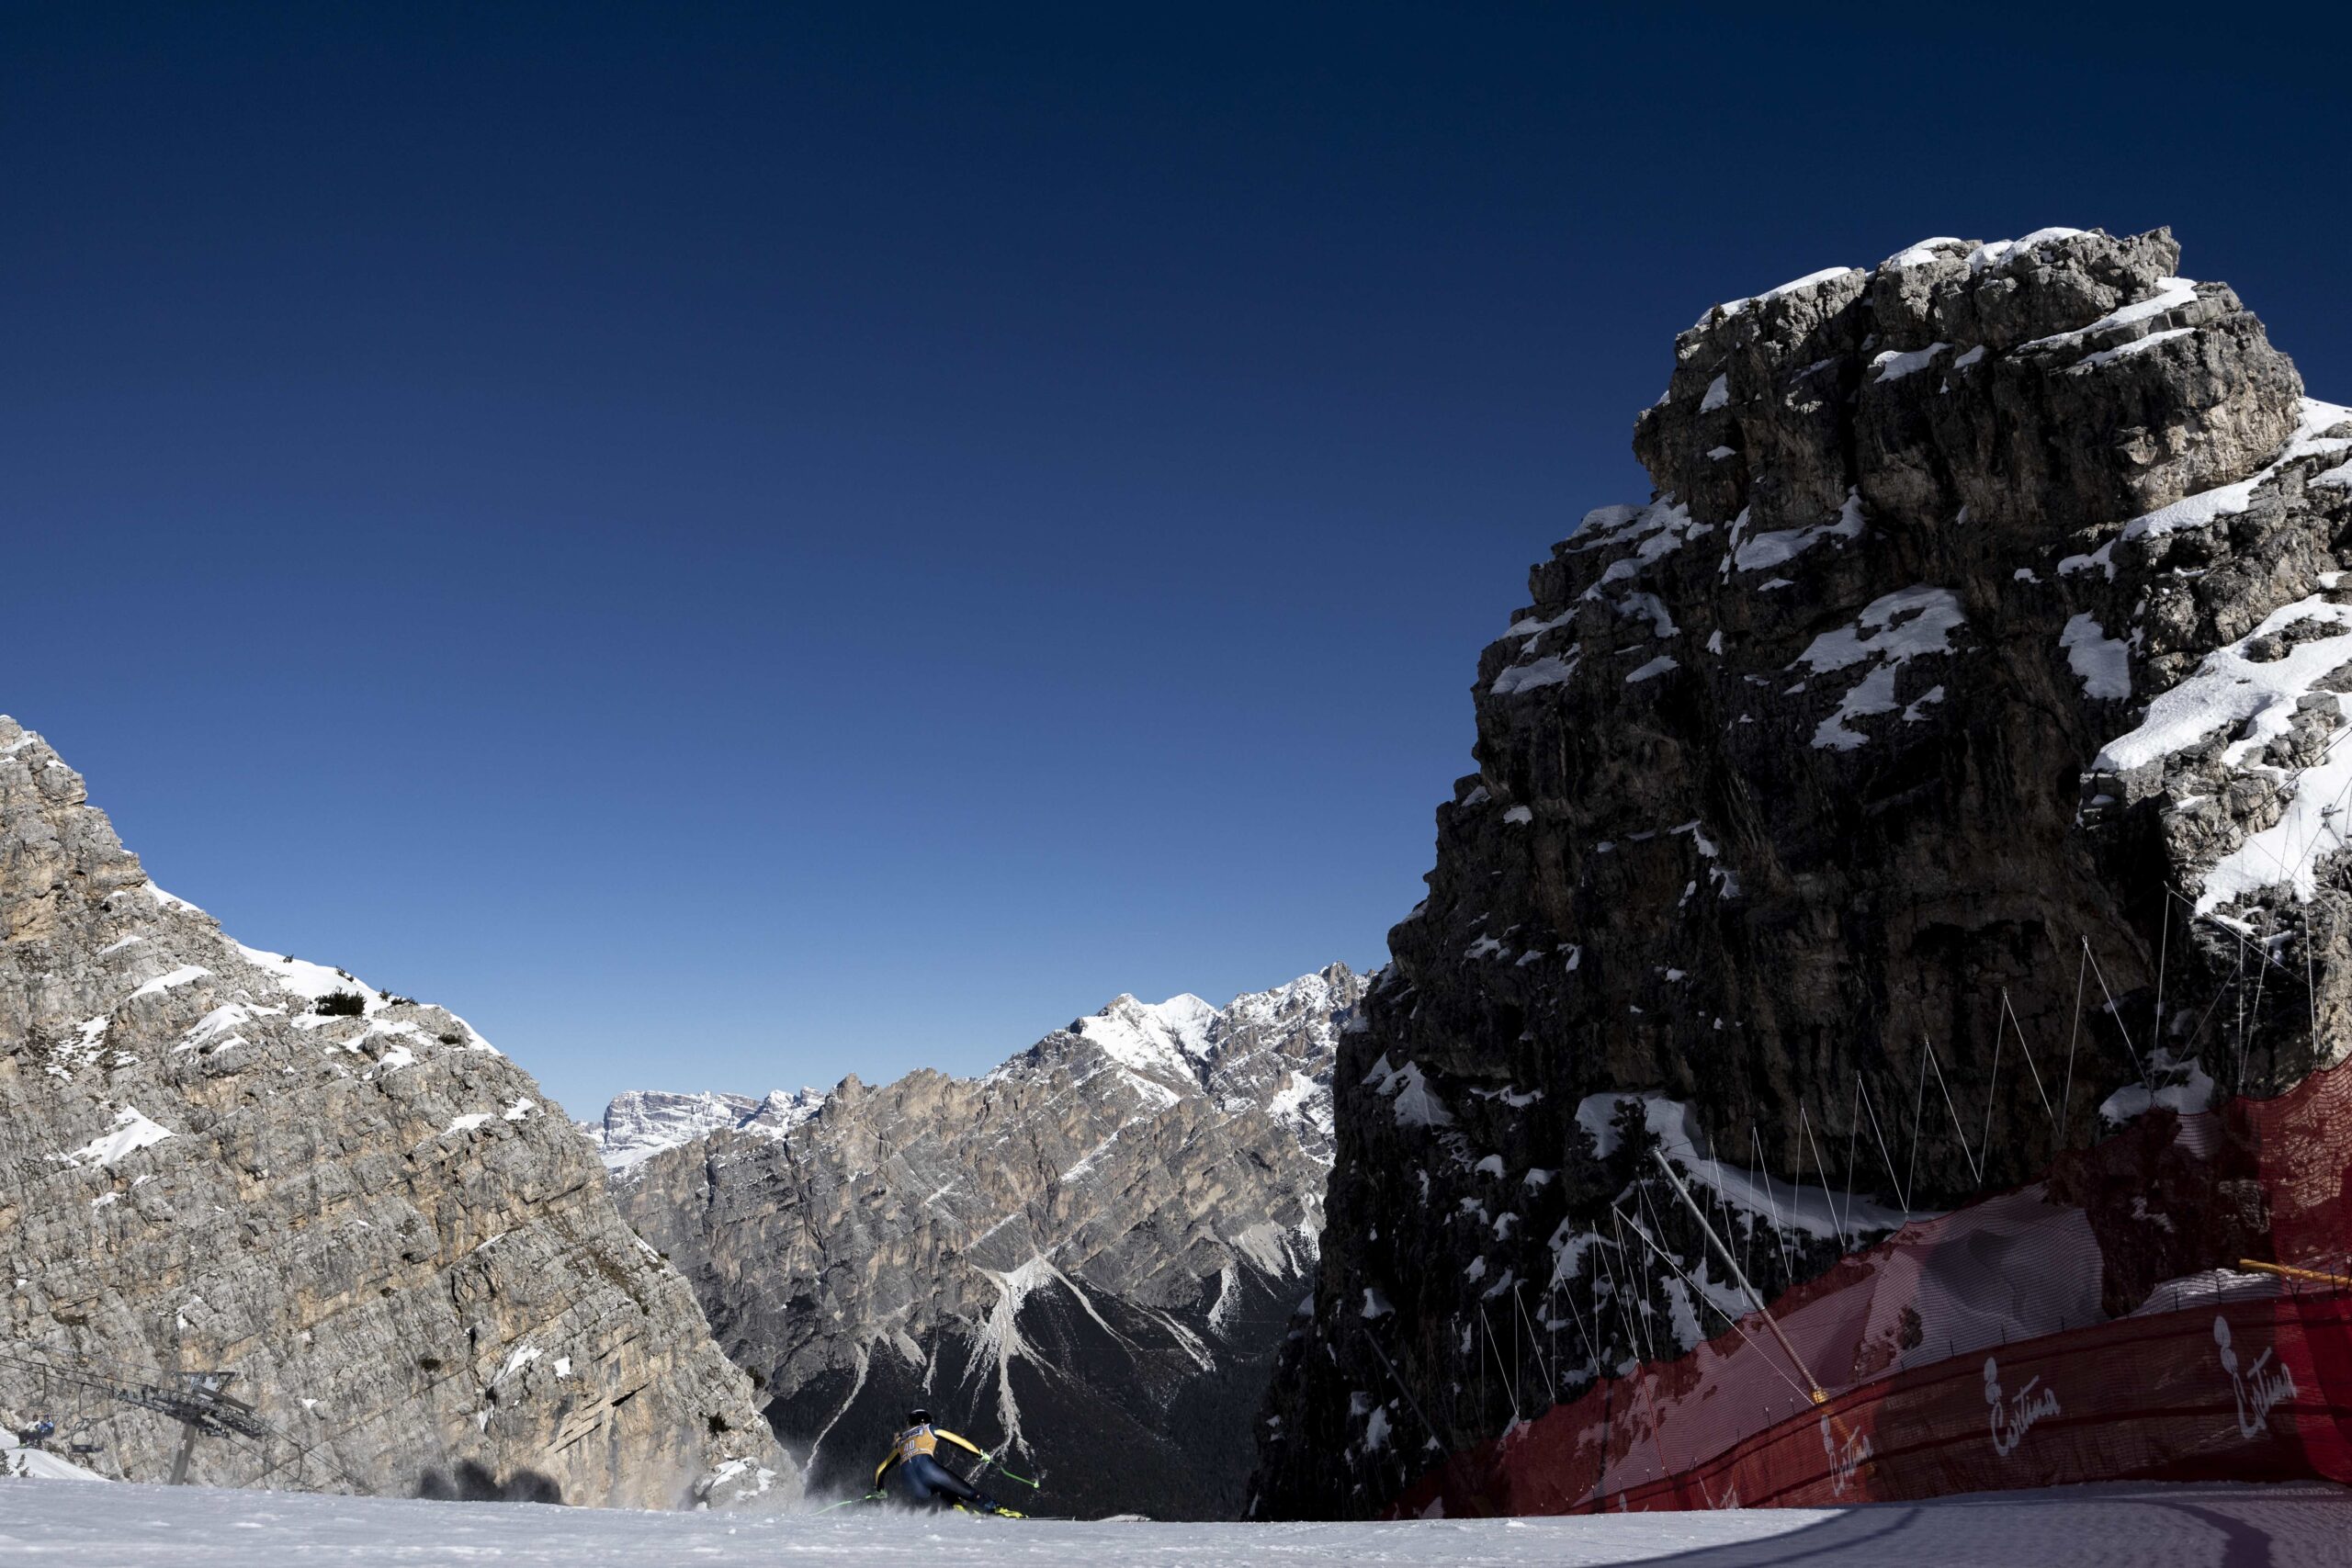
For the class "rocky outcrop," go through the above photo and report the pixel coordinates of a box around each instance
[609,965,1363,1520]
[1250,228,2352,1517]
[0,717,791,1506]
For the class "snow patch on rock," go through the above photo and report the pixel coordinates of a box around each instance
[1794,585,1966,750]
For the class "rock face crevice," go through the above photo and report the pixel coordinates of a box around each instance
[0,717,790,1506]
[1250,228,2352,1517]
[608,966,1363,1520]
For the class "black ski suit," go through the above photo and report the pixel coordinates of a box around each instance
[875,1423,997,1510]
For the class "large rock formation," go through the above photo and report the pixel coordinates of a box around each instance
[608,965,1363,1520]
[1250,228,2352,1516]
[0,717,791,1506]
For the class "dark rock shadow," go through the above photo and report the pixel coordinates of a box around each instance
[415,1460,565,1506]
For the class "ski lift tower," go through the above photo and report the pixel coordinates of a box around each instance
[3,1344,345,1489]
[118,1370,267,1484]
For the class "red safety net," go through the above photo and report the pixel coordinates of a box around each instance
[1388,1055,2352,1517]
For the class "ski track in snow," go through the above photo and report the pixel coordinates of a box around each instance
[0,1478,2346,1564]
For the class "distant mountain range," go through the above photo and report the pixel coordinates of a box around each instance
[580,1087,826,1172]
[594,964,1364,1520]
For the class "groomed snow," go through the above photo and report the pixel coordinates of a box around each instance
[0,1476,2342,1565]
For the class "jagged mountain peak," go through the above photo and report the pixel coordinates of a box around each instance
[1102,987,1221,1032]
[1057,964,1367,1092]
[0,715,788,1505]
[1217,962,1367,1040]
[1251,225,2352,1517]
[1071,990,1221,1083]
[747,1084,826,1126]
[591,967,1366,1175]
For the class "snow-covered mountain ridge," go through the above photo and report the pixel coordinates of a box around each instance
[591,969,1356,1174]
[602,963,1363,1521]
[581,1087,825,1171]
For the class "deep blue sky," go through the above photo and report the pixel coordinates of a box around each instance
[8,5,2347,1118]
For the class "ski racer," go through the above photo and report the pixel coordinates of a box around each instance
[874,1409,1009,1513]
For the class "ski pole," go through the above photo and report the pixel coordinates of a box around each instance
[984,1455,1044,1489]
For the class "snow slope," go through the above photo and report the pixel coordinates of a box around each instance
[0,1477,2342,1565]
[0,1431,106,1483]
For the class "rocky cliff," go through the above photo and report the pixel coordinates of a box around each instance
[607,965,1363,1519]
[1250,227,2352,1516]
[0,717,791,1506]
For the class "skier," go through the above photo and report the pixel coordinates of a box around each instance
[873,1408,1011,1514]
